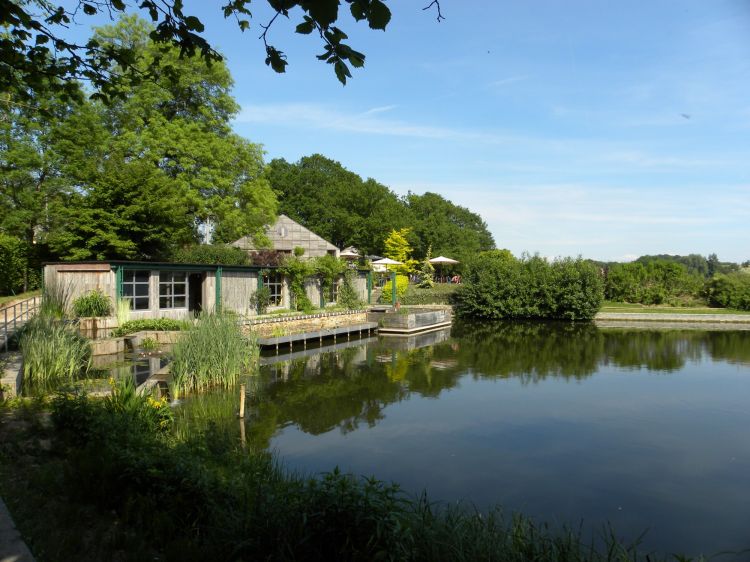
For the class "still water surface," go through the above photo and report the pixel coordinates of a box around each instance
[177,321,750,556]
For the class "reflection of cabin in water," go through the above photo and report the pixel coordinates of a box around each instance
[43,260,370,319]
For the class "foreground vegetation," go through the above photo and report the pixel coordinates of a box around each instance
[0,388,707,562]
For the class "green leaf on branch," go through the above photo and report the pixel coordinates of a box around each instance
[334,60,351,84]
[295,18,315,34]
[368,0,391,30]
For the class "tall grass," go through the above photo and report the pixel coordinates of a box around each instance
[39,276,72,319]
[115,298,131,326]
[20,316,91,395]
[170,312,257,397]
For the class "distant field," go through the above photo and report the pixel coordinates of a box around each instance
[600,301,750,315]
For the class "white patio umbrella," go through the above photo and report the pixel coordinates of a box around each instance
[429,256,459,281]
[371,257,403,270]
[429,256,459,265]
[340,246,359,259]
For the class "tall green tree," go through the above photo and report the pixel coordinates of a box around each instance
[405,192,495,265]
[45,16,276,260]
[267,154,408,255]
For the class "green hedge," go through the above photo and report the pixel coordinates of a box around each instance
[112,318,190,337]
[171,244,249,265]
[704,272,750,310]
[453,251,604,320]
[401,283,459,305]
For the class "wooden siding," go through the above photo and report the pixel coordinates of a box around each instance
[44,264,116,314]
[221,271,257,315]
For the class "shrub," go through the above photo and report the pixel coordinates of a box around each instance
[111,318,189,337]
[249,286,272,314]
[313,254,346,299]
[380,275,409,304]
[72,289,112,317]
[20,316,91,395]
[704,272,750,310]
[401,283,458,305]
[418,245,436,288]
[170,312,257,397]
[605,260,703,305]
[452,252,603,320]
[105,376,173,433]
[338,269,362,310]
[280,256,314,313]
[251,250,285,267]
[172,244,249,265]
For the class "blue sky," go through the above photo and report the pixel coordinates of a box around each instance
[81,1,750,262]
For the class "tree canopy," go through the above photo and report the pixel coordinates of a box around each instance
[1,16,276,263]
[2,0,445,101]
[267,154,494,264]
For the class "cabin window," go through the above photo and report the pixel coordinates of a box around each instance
[328,280,339,304]
[159,271,187,309]
[122,270,150,310]
[263,272,283,307]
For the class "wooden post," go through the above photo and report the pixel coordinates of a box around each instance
[239,419,246,450]
[239,384,246,418]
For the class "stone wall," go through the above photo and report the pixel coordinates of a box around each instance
[245,311,368,338]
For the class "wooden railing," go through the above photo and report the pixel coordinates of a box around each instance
[1,295,40,352]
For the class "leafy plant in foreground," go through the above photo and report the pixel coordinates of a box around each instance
[111,318,189,337]
[72,289,112,317]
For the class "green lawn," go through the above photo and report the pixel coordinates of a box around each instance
[599,301,750,315]
[0,290,40,308]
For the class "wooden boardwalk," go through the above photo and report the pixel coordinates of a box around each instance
[0,297,40,352]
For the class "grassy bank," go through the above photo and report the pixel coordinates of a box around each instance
[0,391,712,562]
[600,301,750,315]
[0,290,40,308]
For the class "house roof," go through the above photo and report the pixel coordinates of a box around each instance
[231,214,338,253]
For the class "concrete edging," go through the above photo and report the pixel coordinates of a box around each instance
[595,312,750,323]
[0,497,35,562]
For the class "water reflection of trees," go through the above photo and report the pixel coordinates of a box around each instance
[175,323,750,449]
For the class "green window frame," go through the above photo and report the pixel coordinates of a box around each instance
[263,272,283,307]
[159,271,187,309]
[122,270,150,310]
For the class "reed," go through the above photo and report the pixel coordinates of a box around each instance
[20,316,91,395]
[39,276,71,319]
[115,298,131,326]
[170,312,258,397]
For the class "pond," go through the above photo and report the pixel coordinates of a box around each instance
[175,321,750,557]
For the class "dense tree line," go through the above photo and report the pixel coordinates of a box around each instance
[604,255,750,308]
[267,154,495,262]
[634,254,738,278]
